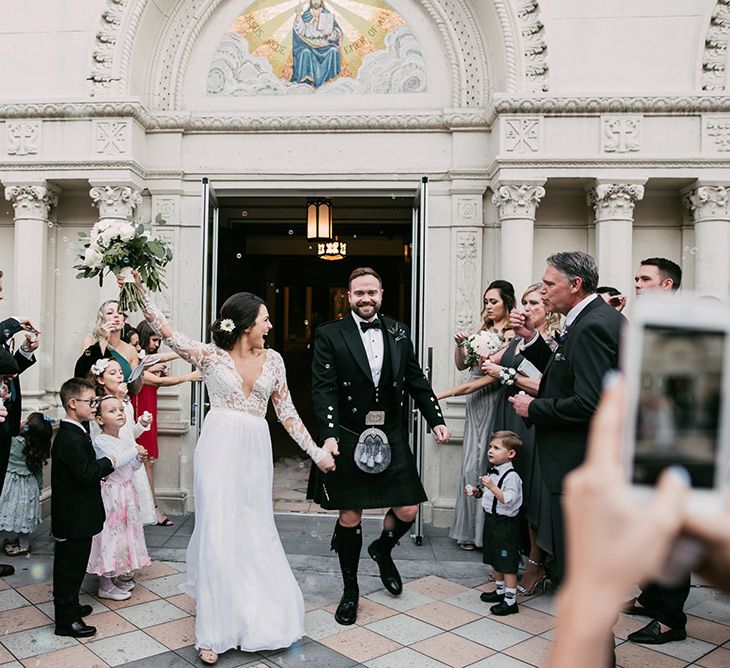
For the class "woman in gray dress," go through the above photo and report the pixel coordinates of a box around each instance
[444,280,514,549]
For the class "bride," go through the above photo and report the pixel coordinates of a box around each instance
[131,271,336,665]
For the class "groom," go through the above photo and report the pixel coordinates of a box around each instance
[308,267,449,625]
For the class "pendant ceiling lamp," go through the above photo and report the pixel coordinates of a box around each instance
[306,198,333,241]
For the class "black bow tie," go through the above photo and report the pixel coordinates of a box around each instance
[486,465,499,475]
[360,319,381,333]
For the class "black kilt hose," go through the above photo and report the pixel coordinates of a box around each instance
[306,314,445,511]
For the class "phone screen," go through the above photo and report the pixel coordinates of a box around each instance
[633,325,723,489]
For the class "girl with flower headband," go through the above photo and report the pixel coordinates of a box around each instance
[0,412,53,556]
[87,395,151,600]
[88,358,157,528]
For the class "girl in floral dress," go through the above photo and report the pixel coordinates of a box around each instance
[87,395,151,601]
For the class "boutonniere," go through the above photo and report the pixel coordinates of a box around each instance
[388,323,408,343]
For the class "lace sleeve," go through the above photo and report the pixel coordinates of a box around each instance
[141,296,212,370]
[270,351,325,463]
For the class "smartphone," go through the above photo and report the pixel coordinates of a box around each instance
[622,293,730,507]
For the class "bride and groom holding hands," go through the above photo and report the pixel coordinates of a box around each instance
[131,266,449,665]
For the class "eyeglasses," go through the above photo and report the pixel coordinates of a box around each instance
[75,398,100,408]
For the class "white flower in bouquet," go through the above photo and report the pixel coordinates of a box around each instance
[75,213,172,313]
[470,330,503,358]
[83,245,104,270]
[461,329,505,367]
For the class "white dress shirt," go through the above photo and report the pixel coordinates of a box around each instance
[480,462,523,517]
[351,311,384,386]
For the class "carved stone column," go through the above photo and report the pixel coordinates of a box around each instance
[492,183,545,293]
[683,185,730,298]
[3,183,60,406]
[587,183,645,295]
[89,184,142,220]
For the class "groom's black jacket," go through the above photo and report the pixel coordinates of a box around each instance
[311,314,444,440]
[307,313,445,509]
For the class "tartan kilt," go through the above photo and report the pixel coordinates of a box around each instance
[307,422,427,510]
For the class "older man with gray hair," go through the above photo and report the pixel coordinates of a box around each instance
[509,251,624,584]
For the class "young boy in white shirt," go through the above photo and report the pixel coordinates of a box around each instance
[472,430,523,615]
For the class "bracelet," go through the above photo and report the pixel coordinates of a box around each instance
[498,367,517,386]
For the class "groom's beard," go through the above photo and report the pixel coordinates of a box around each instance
[351,301,380,320]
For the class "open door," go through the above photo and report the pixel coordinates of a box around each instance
[410,176,429,545]
[192,178,220,434]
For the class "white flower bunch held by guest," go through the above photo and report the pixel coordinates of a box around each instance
[74,215,172,312]
[129,269,335,666]
[87,396,151,601]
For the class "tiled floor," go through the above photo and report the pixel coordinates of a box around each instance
[1,510,729,668]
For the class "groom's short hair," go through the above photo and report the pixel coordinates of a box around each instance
[349,267,382,288]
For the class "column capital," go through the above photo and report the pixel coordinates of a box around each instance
[89,184,142,220]
[491,183,546,220]
[3,183,60,221]
[587,183,644,221]
[682,185,730,222]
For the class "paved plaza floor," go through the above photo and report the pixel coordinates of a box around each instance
[0,460,728,667]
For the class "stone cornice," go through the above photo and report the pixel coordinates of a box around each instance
[3,96,730,131]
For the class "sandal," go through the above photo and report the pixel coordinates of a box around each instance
[4,544,29,557]
[198,649,218,665]
[459,543,477,551]
[518,559,546,595]
[156,517,174,526]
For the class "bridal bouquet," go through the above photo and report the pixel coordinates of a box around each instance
[74,215,172,312]
[461,329,504,367]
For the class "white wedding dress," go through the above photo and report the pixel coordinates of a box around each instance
[143,301,326,654]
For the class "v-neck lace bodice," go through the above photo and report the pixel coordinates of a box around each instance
[141,299,324,462]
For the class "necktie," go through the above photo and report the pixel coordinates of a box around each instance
[360,319,381,333]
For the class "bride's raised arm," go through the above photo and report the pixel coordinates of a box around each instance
[132,271,212,370]
[270,351,335,472]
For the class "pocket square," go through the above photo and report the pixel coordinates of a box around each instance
[554,352,566,362]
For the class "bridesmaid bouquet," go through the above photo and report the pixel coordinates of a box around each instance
[74,215,173,312]
[461,329,503,367]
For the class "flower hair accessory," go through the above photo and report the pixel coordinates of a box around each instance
[220,319,236,333]
[90,358,111,376]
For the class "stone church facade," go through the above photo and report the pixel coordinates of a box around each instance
[1,0,729,523]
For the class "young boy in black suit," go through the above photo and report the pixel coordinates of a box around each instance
[52,378,116,638]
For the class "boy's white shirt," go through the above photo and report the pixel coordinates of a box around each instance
[480,461,523,517]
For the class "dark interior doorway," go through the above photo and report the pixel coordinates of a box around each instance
[213,196,414,458]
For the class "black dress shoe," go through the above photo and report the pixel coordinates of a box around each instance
[78,604,93,618]
[334,588,359,625]
[627,619,686,645]
[367,540,402,596]
[480,590,504,603]
[490,600,519,616]
[55,620,97,638]
[0,564,15,577]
